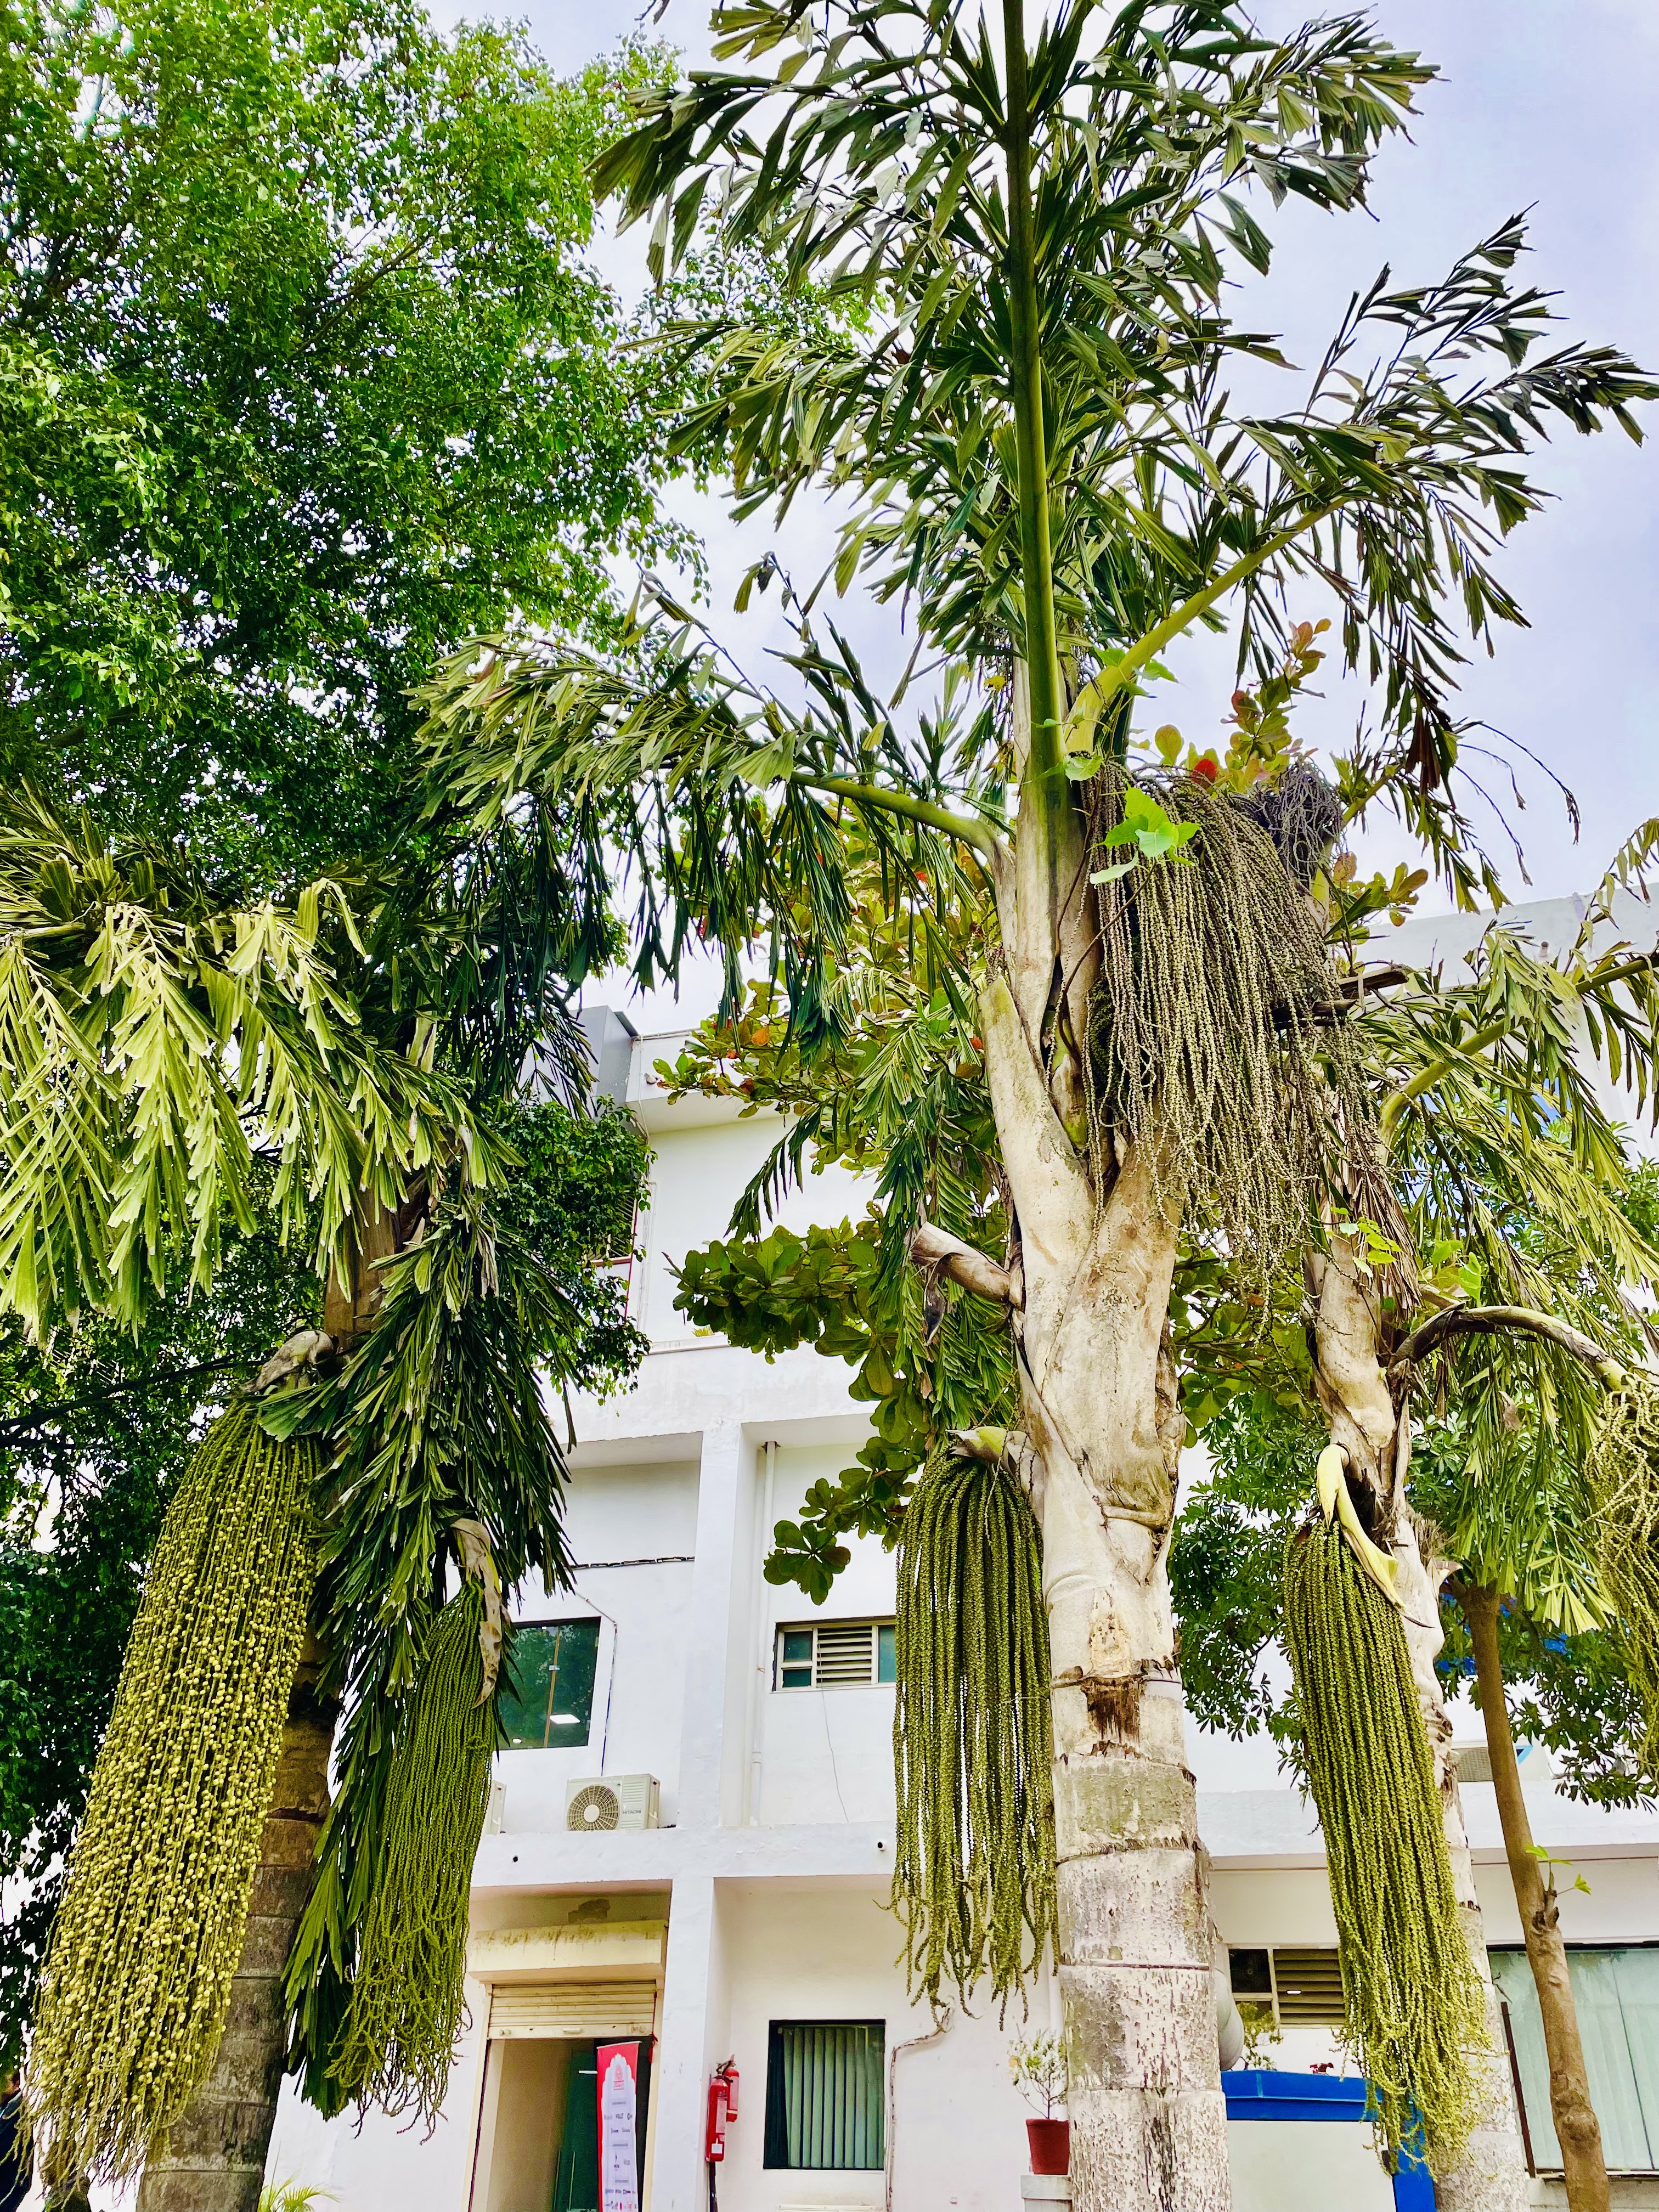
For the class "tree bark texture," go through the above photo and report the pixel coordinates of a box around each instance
[983,735,1229,2209]
[1308,1237,1530,2212]
[135,1638,340,2212]
[1460,1585,1609,2212]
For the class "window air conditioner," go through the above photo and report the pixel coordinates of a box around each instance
[564,1774,661,1833]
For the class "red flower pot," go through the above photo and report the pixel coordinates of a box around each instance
[1026,2118,1070,2175]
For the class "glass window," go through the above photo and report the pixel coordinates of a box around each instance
[775,1621,896,1690]
[1228,1948,1273,2000]
[763,2022,885,2170]
[1492,1946,1659,2170]
[499,1620,601,1750]
[780,1629,815,1690]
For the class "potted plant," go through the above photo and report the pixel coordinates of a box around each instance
[1008,2034,1069,2175]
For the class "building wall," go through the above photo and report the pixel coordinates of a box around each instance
[710,1884,1048,2212]
[255,1011,1659,2212]
[499,1459,701,1832]
[632,1103,871,1349]
[757,1444,899,1831]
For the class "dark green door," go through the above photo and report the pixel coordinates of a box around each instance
[550,2040,653,2212]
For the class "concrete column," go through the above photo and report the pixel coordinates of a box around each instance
[678,1421,757,1830]
[652,1875,730,2212]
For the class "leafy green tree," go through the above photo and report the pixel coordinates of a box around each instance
[416,3,1659,2200]
[668,847,1659,2206]
[0,0,678,2196]
[0,769,661,2203]
[1172,1395,1654,1808]
[0,0,686,882]
[1174,1376,1655,2212]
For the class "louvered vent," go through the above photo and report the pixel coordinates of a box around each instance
[1272,1948,1345,2025]
[1453,1745,1494,1785]
[489,1980,656,2041]
[814,1622,877,1684]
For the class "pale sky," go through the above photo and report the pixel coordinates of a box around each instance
[506,1,1659,915]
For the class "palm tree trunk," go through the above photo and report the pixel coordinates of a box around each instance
[137,1206,392,2208]
[983,931,1229,2210]
[1459,1584,1609,2212]
[1308,1237,1529,2212]
[989,1,1231,2185]
[134,1638,339,2212]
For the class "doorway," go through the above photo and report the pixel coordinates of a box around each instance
[475,2035,653,2212]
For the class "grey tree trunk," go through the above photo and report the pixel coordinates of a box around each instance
[1308,1237,1529,2212]
[1460,1584,1608,2212]
[980,709,1231,2210]
[134,1639,338,2212]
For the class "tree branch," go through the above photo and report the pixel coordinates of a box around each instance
[1389,1304,1626,1391]
[910,1220,1023,1308]
[1378,1016,1511,1142]
[1378,952,1658,1143]
[0,1355,249,1449]
[802,774,1000,862]
[1094,500,1348,714]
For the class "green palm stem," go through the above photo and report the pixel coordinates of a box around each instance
[1000,0,1068,913]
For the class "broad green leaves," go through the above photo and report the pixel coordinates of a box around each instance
[1,0,682,883]
[1088,785,1197,881]
[675,1215,1017,1599]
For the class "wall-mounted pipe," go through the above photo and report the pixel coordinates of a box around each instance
[744,1441,778,1826]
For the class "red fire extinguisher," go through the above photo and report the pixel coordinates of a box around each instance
[706,2059,739,2163]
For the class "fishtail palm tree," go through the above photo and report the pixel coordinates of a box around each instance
[415,6,1657,2205]
[0,788,625,2208]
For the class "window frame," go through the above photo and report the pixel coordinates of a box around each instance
[1491,1942,1659,2174]
[498,1616,603,1751]
[763,2019,887,2171]
[1227,1944,1345,2029]
[773,1618,898,1691]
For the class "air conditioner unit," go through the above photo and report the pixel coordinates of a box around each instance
[565,1774,661,1833]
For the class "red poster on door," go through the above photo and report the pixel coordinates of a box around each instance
[596,2040,640,2212]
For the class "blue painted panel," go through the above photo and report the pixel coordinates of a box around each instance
[1222,2069,1368,2121]
[1221,2072,1436,2209]
[1391,2152,1436,2211]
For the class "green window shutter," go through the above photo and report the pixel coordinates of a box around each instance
[763,2021,885,2169]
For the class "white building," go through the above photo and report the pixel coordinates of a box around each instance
[267,906,1659,2212]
